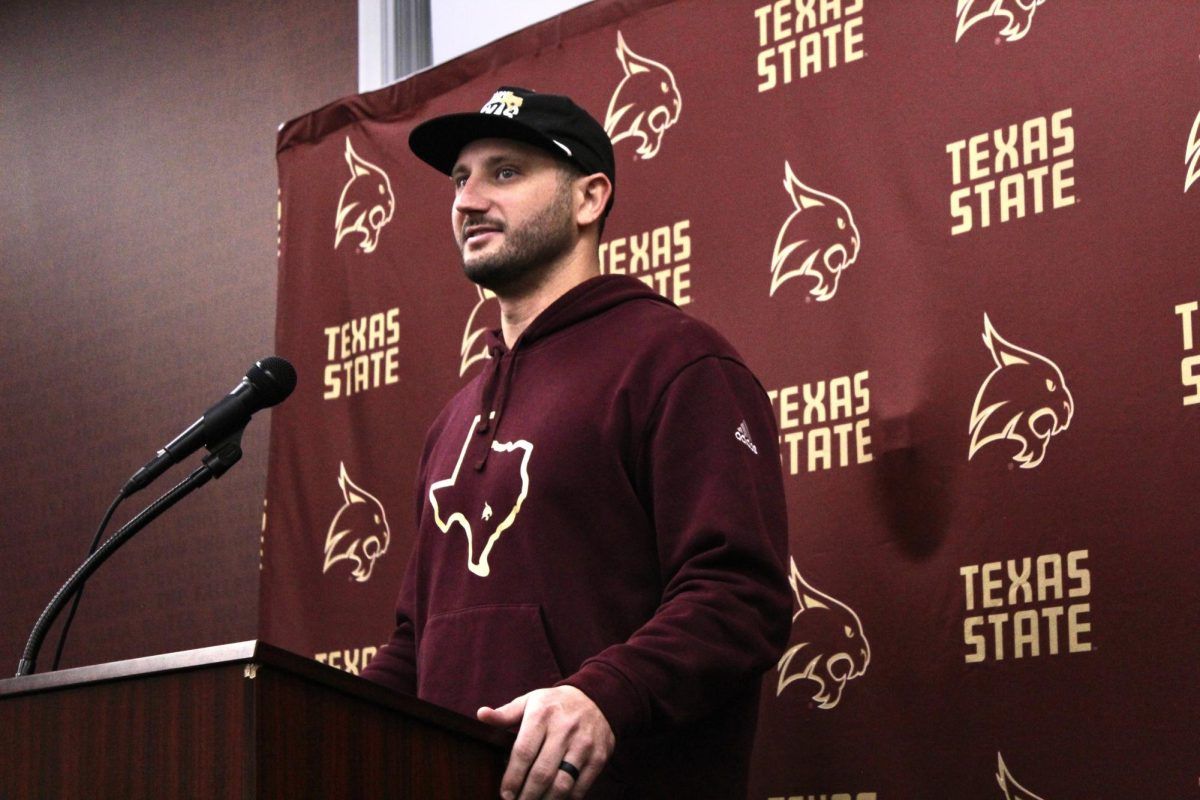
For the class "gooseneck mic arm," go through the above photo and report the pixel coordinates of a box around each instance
[16,436,244,677]
[16,355,294,678]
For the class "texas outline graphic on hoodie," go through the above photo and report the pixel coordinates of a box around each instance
[428,414,533,577]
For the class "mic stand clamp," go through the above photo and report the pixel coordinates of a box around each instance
[201,431,243,479]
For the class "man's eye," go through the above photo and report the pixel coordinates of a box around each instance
[498,167,517,179]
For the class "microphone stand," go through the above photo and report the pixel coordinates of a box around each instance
[15,433,244,678]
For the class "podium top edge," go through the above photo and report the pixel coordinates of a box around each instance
[0,640,514,749]
[1,640,262,696]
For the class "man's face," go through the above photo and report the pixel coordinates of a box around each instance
[450,138,576,293]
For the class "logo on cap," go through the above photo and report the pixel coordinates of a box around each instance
[481,90,524,119]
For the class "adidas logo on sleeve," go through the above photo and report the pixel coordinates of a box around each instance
[735,421,759,454]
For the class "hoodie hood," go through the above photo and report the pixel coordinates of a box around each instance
[473,274,671,471]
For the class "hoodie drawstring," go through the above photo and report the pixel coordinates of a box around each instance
[474,345,518,471]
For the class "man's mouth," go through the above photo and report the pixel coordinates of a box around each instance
[463,222,503,245]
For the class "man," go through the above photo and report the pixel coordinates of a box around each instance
[361,86,791,800]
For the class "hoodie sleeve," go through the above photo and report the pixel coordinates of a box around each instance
[560,356,791,737]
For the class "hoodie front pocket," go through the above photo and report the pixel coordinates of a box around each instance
[417,603,564,718]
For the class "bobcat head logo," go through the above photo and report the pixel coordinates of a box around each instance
[996,753,1046,800]
[460,285,498,377]
[1186,110,1200,192]
[776,557,870,709]
[323,462,391,582]
[334,137,394,254]
[428,415,533,577]
[770,161,861,301]
[956,0,1047,43]
[604,32,681,161]
[969,315,1074,469]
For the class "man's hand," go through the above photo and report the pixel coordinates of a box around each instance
[477,685,615,800]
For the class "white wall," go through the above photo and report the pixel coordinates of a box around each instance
[359,0,592,92]
[430,0,591,64]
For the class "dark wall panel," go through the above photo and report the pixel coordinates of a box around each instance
[0,0,356,671]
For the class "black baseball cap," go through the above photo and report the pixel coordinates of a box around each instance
[409,86,616,215]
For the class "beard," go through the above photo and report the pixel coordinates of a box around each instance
[459,183,575,294]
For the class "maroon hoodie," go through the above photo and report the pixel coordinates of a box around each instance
[362,274,790,798]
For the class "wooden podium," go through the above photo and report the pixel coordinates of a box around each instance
[0,640,512,798]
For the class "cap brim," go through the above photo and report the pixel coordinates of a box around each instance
[408,113,566,175]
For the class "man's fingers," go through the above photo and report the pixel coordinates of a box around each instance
[485,686,615,799]
[477,693,528,729]
[499,708,549,800]
[565,748,604,800]
[515,734,569,800]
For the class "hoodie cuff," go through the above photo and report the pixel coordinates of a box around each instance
[558,660,647,739]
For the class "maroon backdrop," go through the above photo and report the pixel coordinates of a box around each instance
[262,1,1200,795]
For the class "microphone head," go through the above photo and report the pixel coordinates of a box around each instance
[247,356,297,407]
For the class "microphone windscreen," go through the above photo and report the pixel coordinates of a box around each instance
[249,356,297,406]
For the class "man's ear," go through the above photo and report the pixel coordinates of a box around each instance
[575,173,612,229]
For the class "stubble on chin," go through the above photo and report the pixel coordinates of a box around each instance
[460,188,575,295]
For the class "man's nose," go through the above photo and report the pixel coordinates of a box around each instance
[454,175,489,214]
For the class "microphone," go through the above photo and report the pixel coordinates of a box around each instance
[122,356,296,497]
